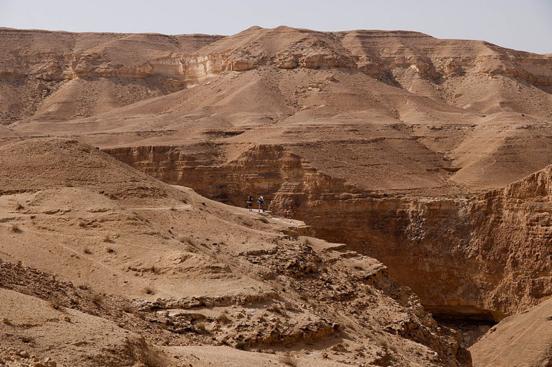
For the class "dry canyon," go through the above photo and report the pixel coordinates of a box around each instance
[0,26,551,367]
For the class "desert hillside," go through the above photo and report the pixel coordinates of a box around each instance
[0,26,551,367]
[2,26,552,192]
[0,138,469,366]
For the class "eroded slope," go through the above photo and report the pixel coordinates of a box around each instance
[2,26,552,191]
[469,297,552,367]
[0,138,470,366]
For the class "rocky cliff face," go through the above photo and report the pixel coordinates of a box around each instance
[107,143,552,322]
[2,26,551,124]
[0,28,223,123]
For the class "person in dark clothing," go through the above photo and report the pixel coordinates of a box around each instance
[246,195,254,211]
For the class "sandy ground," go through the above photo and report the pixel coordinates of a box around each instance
[469,298,552,367]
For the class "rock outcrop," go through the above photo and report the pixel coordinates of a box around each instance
[2,26,551,124]
[107,143,552,322]
[0,28,222,123]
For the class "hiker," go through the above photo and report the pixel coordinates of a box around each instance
[246,195,253,211]
[257,195,265,212]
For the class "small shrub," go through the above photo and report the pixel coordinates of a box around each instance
[83,248,92,255]
[9,224,22,233]
[178,235,192,244]
[15,202,24,211]
[148,265,160,274]
[2,317,12,326]
[20,335,34,343]
[143,286,155,295]
[49,298,63,310]
[91,293,104,306]
[106,247,116,254]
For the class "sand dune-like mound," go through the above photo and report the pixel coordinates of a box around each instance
[0,138,171,196]
[469,297,552,366]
